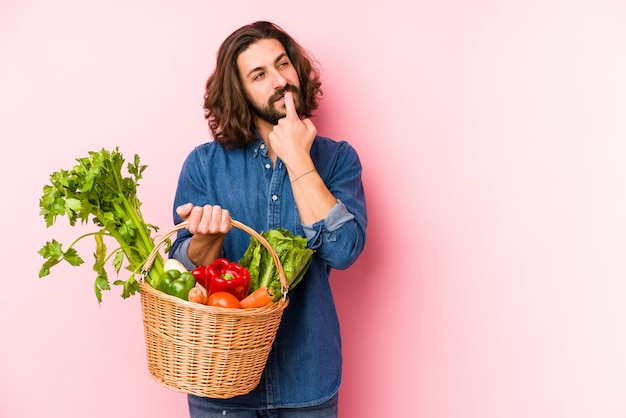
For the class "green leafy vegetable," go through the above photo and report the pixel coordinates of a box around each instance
[37,147,164,302]
[239,228,314,301]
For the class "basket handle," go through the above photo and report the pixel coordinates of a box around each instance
[142,219,289,297]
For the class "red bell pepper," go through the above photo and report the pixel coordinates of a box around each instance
[191,258,250,300]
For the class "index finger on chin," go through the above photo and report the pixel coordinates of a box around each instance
[284,91,297,119]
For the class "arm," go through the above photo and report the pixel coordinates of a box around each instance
[268,91,336,224]
[269,92,367,269]
[300,150,367,270]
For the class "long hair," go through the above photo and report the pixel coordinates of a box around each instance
[203,21,322,148]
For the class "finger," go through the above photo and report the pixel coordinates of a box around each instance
[175,202,193,220]
[283,91,297,120]
[219,208,232,233]
[190,204,216,234]
[201,205,231,234]
[210,205,224,231]
[185,205,204,233]
[187,205,206,234]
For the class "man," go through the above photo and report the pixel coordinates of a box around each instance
[171,21,367,417]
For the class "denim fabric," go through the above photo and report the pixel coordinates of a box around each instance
[188,392,339,417]
[170,135,367,409]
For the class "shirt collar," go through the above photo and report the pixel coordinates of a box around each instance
[250,128,268,158]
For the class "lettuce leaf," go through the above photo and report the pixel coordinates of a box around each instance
[239,228,314,301]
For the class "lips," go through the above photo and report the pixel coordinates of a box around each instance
[271,90,286,104]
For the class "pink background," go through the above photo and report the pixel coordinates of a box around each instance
[2,0,626,417]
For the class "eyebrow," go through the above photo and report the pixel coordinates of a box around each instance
[245,53,289,79]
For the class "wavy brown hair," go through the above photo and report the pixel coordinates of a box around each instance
[203,21,323,148]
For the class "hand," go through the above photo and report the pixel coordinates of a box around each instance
[176,203,232,266]
[268,91,317,171]
[176,203,232,236]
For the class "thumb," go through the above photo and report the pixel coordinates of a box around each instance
[176,202,193,220]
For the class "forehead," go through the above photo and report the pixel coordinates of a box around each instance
[237,38,287,73]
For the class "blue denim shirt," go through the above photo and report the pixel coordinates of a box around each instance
[170,134,367,409]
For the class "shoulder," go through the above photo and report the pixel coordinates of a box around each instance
[311,135,361,163]
[184,140,243,162]
[312,135,345,148]
[182,140,261,172]
[179,141,225,173]
[190,140,224,156]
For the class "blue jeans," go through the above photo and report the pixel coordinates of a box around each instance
[188,394,339,418]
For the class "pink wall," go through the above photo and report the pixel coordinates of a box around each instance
[2,0,626,417]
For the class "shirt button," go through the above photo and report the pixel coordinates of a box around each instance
[271,195,278,201]
[265,163,271,169]
[260,144,266,149]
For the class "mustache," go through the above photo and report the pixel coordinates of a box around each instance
[269,84,299,104]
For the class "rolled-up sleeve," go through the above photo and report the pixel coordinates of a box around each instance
[171,237,196,271]
[302,199,354,245]
[302,199,365,270]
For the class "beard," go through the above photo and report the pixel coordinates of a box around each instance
[249,84,304,125]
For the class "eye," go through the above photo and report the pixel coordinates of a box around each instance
[252,72,265,81]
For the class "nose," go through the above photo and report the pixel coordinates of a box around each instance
[269,68,287,89]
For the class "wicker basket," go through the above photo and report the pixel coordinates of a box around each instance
[139,219,289,399]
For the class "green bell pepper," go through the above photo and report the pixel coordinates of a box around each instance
[156,270,196,301]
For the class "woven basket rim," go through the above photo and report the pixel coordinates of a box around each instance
[139,279,288,314]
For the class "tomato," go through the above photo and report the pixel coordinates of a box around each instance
[207,291,241,309]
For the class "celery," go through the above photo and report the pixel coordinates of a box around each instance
[37,147,165,303]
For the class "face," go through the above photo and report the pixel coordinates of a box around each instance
[237,38,303,125]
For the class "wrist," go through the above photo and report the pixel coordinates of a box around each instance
[290,168,317,184]
[187,234,225,266]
